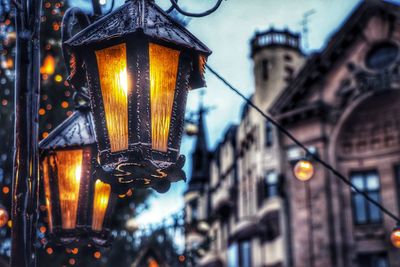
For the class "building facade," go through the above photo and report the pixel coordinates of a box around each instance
[184,1,400,267]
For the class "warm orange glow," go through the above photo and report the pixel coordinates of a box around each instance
[61,101,69,108]
[7,220,12,228]
[149,43,180,152]
[40,226,47,233]
[57,149,83,229]
[2,186,9,194]
[92,180,111,231]
[93,251,101,259]
[294,160,314,181]
[39,108,46,116]
[71,248,79,255]
[148,259,159,267]
[40,55,55,75]
[46,247,53,255]
[0,208,8,228]
[95,43,129,152]
[43,155,54,231]
[391,227,400,248]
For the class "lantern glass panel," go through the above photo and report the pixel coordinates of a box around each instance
[43,155,54,232]
[92,179,111,231]
[57,149,83,229]
[149,43,180,152]
[95,43,130,152]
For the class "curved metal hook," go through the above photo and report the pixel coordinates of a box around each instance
[61,7,90,74]
[165,0,177,13]
[167,0,223,17]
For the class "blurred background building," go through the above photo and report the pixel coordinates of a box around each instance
[184,1,400,267]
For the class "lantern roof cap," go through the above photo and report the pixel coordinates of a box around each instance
[65,0,211,55]
[39,110,96,150]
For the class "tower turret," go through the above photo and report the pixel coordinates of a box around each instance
[251,28,305,109]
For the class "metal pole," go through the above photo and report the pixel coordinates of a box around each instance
[11,0,42,265]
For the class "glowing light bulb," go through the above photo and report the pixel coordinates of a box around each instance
[293,160,314,181]
[391,226,400,248]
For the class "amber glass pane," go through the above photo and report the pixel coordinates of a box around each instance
[149,43,180,152]
[57,149,83,229]
[42,156,54,232]
[95,43,129,152]
[92,180,111,231]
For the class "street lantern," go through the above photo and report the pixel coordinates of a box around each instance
[63,0,211,193]
[39,110,116,246]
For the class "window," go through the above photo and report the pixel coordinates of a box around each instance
[366,42,399,70]
[228,243,238,267]
[264,171,279,199]
[261,59,269,81]
[284,54,293,62]
[239,241,252,267]
[265,121,273,147]
[351,171,382,225]
[358,253,389,267]
[284,66,294,82]
[190,201,198,222]
[228,241,252,267]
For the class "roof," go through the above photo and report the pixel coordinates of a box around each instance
[39,110,96,150]
[270,0,400,116]
[65,0,211,55]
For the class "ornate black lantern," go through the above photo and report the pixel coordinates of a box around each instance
[39,110,116,246]
[63,0,211,193]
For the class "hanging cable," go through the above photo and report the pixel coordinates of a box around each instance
[167,0,223,17]
[206,64,400,224]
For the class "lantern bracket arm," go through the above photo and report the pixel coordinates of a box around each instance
[166,0,224,17]
[61,7,92,104]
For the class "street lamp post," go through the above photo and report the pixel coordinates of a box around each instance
[11,0,42,266]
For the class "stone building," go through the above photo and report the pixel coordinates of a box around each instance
[184,1,400,267]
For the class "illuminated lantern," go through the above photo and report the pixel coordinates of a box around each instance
[0,205,9,228]
[63,0,211,193]
[293,160,315,182]
[39,110,116,246]
[391,225,400,248]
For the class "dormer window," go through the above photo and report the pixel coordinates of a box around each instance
[366,42,399,70]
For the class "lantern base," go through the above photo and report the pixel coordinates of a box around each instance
[94,155,186,194]
[47,227,114,248]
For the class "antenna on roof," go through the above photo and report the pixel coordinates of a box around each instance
[300,9,316,50]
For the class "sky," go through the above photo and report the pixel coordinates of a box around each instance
[71,0,400,232]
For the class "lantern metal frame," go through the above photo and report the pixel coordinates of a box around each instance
[62,0,211,193]
[39,109,117,247]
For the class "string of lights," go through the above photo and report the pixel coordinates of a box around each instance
[206,64,400,225]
